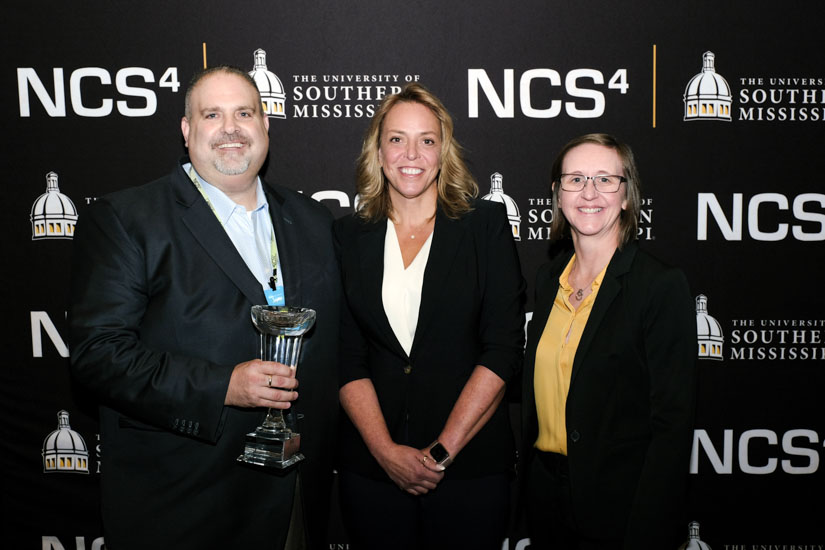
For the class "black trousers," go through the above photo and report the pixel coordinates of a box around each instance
[338,469,510,550]
[525,451,621,550]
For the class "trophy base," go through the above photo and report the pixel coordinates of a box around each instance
[236,429,304,469]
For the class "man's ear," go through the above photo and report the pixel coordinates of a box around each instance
[181,117,190,147]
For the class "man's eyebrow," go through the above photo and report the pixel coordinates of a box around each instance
[198,104,259,114]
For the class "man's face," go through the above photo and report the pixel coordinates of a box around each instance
[181,72,269,189]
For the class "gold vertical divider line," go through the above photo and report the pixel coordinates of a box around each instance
[652,44,657,128]
[203,43,208,69]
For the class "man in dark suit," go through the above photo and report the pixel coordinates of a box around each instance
[69,66,340,550]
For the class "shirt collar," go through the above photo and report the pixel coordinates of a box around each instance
[559,254,576,291]
[183,162,268,224]
[559,253,608,291]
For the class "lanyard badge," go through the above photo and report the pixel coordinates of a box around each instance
[265,270,285,306]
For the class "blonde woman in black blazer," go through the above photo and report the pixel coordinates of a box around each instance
[334,83,526,550]
[521,134,696,550]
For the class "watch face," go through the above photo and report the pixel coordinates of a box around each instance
[430,443,449,463]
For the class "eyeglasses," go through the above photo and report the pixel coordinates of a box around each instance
[558,174,627,193]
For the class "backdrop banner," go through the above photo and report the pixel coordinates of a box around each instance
[3,2,823,548]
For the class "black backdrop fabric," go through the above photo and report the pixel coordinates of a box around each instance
[3,2,824,548]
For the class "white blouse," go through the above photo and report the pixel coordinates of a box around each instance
[382,219,434,356]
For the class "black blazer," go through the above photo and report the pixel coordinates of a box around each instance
[69,159,341,550]
[521,242,696,549]
[334,200,526,480]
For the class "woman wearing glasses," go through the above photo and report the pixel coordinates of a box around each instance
[521,134,696,549]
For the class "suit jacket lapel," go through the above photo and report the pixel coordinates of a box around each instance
[569,243,637,386]
[525,252,571,370]
[358,219,408,359]
[174,161,266,306]
[527,255,570,348]
[265,184,304,307]
[411,208,465,359]
[523,251,571,427]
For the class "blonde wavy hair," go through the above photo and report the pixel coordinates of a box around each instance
[355,83,478,221]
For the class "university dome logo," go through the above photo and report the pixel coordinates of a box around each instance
[684,51,732,122]
[481,172,521,240]
[42,410,89,474]
[249,48,286,119]
[31,171,78,240]
[678,521,712,550]
[696,294,724,360]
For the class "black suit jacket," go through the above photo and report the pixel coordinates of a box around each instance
[69,159,340,550]
[521,242,696,549]
[334,200,526,480]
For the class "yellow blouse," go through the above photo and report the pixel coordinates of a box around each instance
[533,255,607,455]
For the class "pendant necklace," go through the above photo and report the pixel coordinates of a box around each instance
[398,213,435,240]
[571,264,593,302]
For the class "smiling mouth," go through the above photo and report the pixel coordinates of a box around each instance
[216,142,245,150]
[579,207,603,213]
[400,167,424,175]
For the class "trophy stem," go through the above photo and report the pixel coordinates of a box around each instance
[238,306,315,469]
[260,408,287,432]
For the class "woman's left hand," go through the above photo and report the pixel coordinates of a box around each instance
[374,443,445,495]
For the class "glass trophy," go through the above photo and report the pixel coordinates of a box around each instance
[237,305,316,468]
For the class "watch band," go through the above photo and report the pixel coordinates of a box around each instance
[428,441,453,468]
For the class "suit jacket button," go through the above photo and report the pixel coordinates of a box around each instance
[569,430,581,442]
[403,365,412,375]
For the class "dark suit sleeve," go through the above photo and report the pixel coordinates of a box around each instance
[333,218,371,386]
[474,203,527,384]
[625,267,696,548]
[69,199,230,442]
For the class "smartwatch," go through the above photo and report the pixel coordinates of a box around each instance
[428,441,453,468]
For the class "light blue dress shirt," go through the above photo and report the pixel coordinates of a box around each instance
[184,163,284,294]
